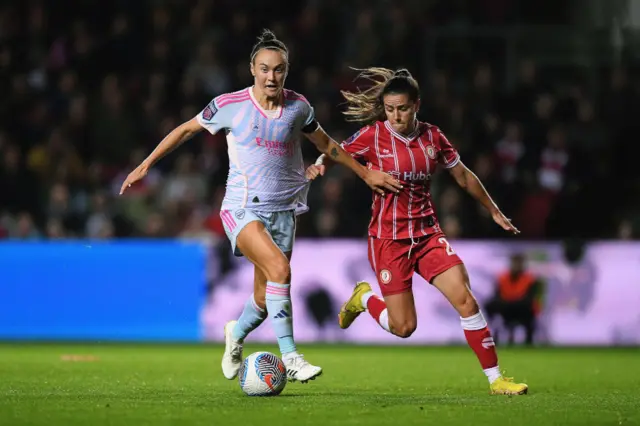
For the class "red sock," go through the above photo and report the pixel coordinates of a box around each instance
[461,312,498,370]
[365,293,390,332]
[366,295,386,321]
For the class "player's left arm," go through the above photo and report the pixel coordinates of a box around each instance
[448,162,519,234]
[302,120,401,195]
[311,126,371,178]
[448,162,497,214]
[304,124,397,194]
[300,115,364,178]
[437,127,519,235]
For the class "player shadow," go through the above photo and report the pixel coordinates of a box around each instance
[307,391,498,405]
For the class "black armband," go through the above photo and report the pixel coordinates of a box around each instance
[301,119,319,134]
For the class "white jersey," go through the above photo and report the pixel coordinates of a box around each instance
[196,86,317,214]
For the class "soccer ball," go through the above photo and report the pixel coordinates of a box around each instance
[238,351,287,396]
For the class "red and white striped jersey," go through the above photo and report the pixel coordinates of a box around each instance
[341,120,460,240]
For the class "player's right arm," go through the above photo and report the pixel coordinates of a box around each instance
[120,98,227,195]
[119,118,203,195]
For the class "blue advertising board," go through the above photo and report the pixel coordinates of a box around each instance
[0,241,206,341]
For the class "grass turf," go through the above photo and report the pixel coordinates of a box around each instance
[0,343,638,426]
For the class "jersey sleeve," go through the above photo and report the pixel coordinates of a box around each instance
[196,97,231,135]
[304,102,316,127]
[435,127,460,169]
[301,101,319,133]
[340,126,372,160]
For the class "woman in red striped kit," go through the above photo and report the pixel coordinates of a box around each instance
[312,67,528,395]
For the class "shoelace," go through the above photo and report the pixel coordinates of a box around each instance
[287,354,309,368]
[496,369,514,383]
[230,345,242,360]
[346,305,360,314]
[345,292,365,313]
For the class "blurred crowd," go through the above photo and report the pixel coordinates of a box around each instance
[1,0,639,242]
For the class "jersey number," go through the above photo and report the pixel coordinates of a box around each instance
[438,237,456,256]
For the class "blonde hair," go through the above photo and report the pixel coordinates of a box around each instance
[341,67,419,124]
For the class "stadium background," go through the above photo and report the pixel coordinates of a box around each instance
[1,0,640,345]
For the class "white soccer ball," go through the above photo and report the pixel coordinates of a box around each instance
[238,351,287,396]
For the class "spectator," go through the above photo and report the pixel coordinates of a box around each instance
[486,253,543,345]
[0,2,637,241]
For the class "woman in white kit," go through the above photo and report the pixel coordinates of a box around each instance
[120,29,402,383]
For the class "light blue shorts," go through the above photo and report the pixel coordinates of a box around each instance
[220,208,297,257]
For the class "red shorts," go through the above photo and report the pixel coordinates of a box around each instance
[367,233,464,296]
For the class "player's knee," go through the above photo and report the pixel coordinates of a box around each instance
[457,291,480,318]
[395,321,417,338]
[264,259,291,284]
[448,270,479,317]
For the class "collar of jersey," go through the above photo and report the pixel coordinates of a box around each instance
[248,86,283,119]
[384,120,421,143]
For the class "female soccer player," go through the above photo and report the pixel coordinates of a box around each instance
[314,67,528,395]
[120,32,401,383]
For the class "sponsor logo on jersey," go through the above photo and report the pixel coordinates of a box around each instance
[256,137,294,157]
[403,171,431,181]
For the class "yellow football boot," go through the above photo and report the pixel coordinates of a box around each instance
[490,376,529,395]
[338,281,372,329]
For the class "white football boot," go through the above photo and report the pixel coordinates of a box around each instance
[221,320,243,379]
[284,354,322,383]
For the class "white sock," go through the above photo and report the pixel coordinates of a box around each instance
[460,311,487,330]
[361,291,373,308]
[378,308,390,332]
[484,366,502,384]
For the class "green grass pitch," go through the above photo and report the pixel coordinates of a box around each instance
[0,343,638,426]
